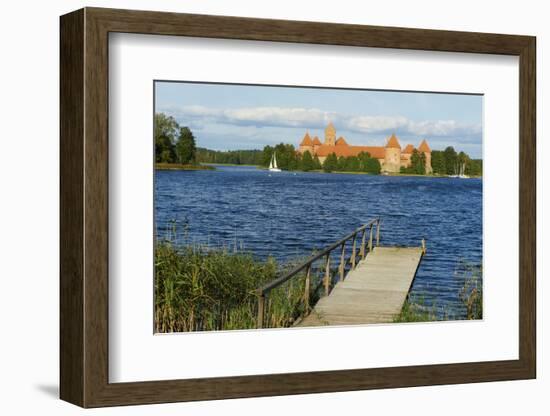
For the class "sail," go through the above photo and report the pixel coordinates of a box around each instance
[273,152,278,169]
[269,153,274,169]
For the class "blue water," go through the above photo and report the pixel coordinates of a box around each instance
[155,165,482,318]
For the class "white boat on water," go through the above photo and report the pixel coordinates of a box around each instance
[268,152,281,172]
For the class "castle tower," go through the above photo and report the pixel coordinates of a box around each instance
[298,131,314,155]
[324,122,336,146]
[383,133,402,173]
[418,139,432,174]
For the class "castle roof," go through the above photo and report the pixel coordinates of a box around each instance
[335,137,348,146]
[386,133,401,149]
[403,144,415,154]
[325,122,336,132]
[312,136,321,145]
[300,132,313,146]
[418,139,431,153]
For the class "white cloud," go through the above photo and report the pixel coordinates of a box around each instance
[159,105,481,138]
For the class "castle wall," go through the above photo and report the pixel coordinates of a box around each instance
[424,152,433,174]
[383,148,401,173]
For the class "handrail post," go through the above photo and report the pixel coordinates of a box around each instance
[339,243,345,281]
[376,219,380,247]
[351,233,357,269]
[257,291,265,329]
[360,229,367,259]
[324,253,331,296]
[368,224,373,252]
[304,263,311,312]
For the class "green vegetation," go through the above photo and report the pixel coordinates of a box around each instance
[155,163,214,171]
[261,143,302,170]
[260,144,380,174]
[322,153,338,173]
[458,262,483,320]
[155,240,315,332]
[400,149,426,175]
[300,150,322,171]
[195,148,264,165]
[393,298,437,323]
[155,113,197,164]
[431,146,482,177]
[393,261,483,323]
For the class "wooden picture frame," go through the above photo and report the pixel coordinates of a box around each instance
[60,7,536,408]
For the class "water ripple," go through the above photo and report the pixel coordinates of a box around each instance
[155,165,482,318]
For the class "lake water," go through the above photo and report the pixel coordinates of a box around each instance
[155,165,482,318]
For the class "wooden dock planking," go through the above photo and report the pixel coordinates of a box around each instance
[297,246,424,327]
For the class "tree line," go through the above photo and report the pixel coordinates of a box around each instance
[155,113,197,164]
[431,146,482,176]
[261,144,381,174]
[195,148,264,165]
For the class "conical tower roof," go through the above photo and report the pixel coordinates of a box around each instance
[418,139,431,153]
[300,131,313,146]
[312,136,321,145]
[385,133,401,149]
[335,137,348,146]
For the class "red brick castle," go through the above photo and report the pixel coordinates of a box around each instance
[297,122,432,174]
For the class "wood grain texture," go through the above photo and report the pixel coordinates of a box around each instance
[298,247,424,326]
[59,7,537,408]
[59,8,84,406]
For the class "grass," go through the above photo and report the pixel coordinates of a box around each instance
[154,239,316,332]
[393,298,438,323]
[393,261,483,323]
[155,162,215,171]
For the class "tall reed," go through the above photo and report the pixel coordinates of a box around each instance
[154,240,314,332]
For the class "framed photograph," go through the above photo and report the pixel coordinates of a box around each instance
[60,7,536,408]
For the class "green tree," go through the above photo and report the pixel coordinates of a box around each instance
[313,155,322,170]
[301,151,315,171]
[154,113,179,163]
[431,150,445,175]
[345,156,361,172]
[363,157,381,174]
[262,145,274,167]
[337,156,347,171]
[323,153,338,172]
[466,159,482,176]
[175,127,196,164]
[156,133,176,163]
[409,149,426,174]
[443,146,458,175]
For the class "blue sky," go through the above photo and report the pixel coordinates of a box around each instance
[155,81,483,158]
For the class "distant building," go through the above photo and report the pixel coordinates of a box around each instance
[297,122,432,173]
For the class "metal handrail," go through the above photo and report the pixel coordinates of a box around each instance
[256,217,381,328]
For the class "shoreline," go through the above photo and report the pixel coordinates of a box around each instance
[157,162,482,178]
[155,163,215,171]
[201,162,260,167]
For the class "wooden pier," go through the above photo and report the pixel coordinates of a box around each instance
[255,219,425,328]
[296,246,424,327]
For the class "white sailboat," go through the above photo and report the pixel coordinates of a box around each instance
[449,162,469,178]
[458,162,469,179]
[268,152,281,172]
